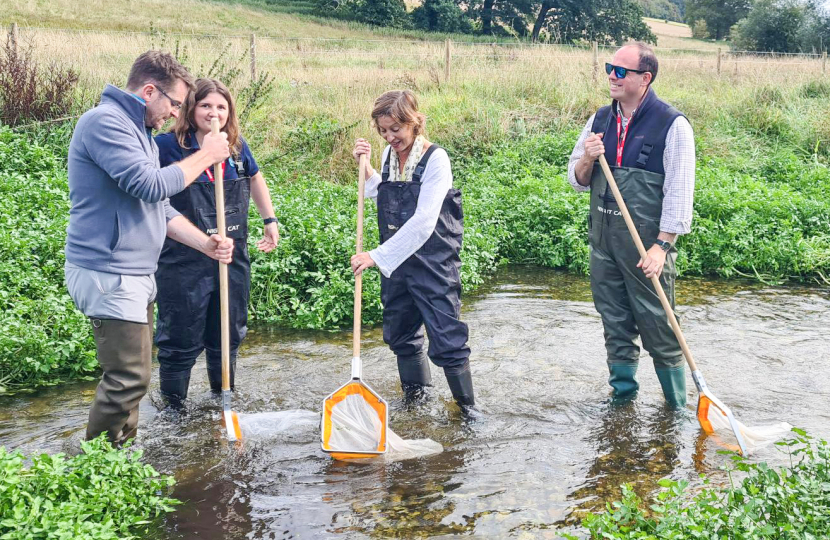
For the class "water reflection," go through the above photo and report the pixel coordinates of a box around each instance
[567,402,685,523]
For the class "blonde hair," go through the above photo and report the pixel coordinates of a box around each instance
[172,78,242,157]
[371,90,426,137]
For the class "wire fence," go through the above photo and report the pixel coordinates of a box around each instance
[4,19,827,135]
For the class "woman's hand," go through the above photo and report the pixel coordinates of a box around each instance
[352,138,372,164]
[350,252,376,275]
[256,222,280,253]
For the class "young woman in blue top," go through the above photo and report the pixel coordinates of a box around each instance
[154,78,279,407]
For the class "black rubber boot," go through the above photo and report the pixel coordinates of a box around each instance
[207,352,237,393]
[444,362,475,411]
[159,370,192,409]
[397,350,432,402]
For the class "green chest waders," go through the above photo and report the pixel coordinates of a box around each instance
[588,164,686,406]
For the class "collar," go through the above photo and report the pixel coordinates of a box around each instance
[100,84,148,134]
[612,87,655,124]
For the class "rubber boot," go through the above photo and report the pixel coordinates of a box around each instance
[159,369,192,409]
[397,351,432,402]
[444,362,475,411]
[207,351,237,393]
[608,363,639,402]
[655,365,687,408]
[86,315,152,445]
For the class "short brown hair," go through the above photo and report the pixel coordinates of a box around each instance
[624,41,658,84]
[126,50,195,94]
[172,78,242,157]
[371,90,426,137]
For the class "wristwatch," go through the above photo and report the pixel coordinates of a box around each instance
[263,217,279,225]
[654,239,672,252]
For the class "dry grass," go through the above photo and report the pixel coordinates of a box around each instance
[5,0,828,178]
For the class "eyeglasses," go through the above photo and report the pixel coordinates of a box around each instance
[605,63,649,79]
[154,85,183,111]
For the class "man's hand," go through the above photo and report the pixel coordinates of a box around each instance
[637,244,667,279]
[202,131,230,164]
[256,222,280,253]
[583,132,605,161]
[575,132,604,186]
[203,234,234,264]
[350,252,376,275]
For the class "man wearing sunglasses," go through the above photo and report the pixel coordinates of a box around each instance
[567,42,695,408]
[65,51,235,447]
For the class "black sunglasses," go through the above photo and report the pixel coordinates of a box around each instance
[154,85,183,111]
[605,63,649,79]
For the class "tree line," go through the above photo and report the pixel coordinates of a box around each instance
[315,0,658,44]
[308,0,830,53]
[687,0,830,53]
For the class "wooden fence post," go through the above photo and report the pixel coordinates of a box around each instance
[717,47,722,75]
[592,41,599,84]
[250,33,257,82]
[823,51,827,74]
[9,23,18,56]
[444,38,451,83]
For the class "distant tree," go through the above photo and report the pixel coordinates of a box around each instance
[635,0,682,21]
[315,0,411,28]
[456,0,536,36]
[731,0,807,52]
[412,0,474,33]
[353,0,411,28]
[669,0,685,18]
[796,0,830,53]
[531,0,657,44]
[685,0,750,40]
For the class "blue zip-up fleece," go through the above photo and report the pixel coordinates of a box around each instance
[66,85,185,275]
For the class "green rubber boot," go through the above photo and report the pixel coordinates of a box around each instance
[608,363,639,401]
[655,366,687,408]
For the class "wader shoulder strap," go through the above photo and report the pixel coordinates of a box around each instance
[381,148,391,182]
[412,144,441,184]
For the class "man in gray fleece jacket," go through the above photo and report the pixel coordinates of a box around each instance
[65,51,234,445]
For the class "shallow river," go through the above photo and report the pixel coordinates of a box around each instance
[2,267,828,539]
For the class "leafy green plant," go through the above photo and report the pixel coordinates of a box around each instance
[0,436,179,540]
[566,429,830,539]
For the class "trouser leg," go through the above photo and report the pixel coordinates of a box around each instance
[205,285,247,392]
[156,276,211,407]
[381,271,427,361]
[590,245,640,399]
[86,303,153,445]
[407,261,473,408]
[617,238,686,406]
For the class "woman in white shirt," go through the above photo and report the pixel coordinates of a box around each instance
[351,90,475,412]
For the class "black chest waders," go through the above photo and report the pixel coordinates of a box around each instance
[377,145,474,410]
[588,89,686,407]
[154,147,252,407]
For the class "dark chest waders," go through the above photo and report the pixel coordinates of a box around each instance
[587,90,688,407]
[376,146,474,410]
[155,148,253,406]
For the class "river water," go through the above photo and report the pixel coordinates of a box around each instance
[2,267,828,539]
